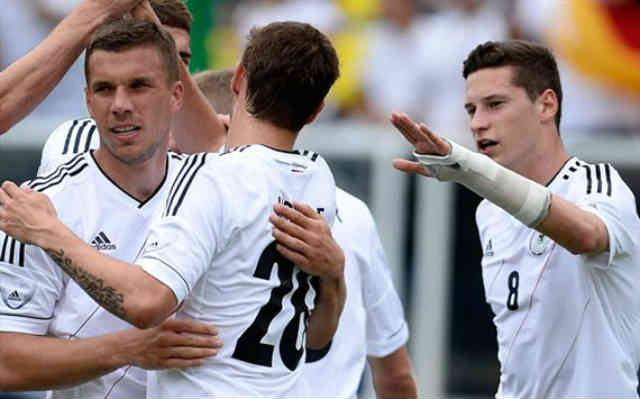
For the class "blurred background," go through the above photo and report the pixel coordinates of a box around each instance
[2,0,640,397]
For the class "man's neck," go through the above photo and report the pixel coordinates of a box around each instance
[515,135,570,186]
[93,149,168,203]
[225,111,297,151]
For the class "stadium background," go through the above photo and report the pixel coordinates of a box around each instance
[2,0,640,397]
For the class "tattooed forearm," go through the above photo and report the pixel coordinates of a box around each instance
[45,248,126,320]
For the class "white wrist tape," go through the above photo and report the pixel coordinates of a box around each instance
[413,140,552,227]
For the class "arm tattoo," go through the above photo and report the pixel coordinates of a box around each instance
[45,248,126,320]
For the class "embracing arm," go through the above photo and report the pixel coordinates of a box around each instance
[269,202,346,349]
[0,0,143,134]
[391,112,609,255]
[0,319,221,391]
[0,181,176,328]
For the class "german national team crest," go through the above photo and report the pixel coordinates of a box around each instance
[528,232,551,256]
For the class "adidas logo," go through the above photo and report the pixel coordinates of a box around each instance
[91,232,117,251]
[485,239,494,257]
[7,290,20,302]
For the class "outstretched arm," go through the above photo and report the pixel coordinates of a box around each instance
[0,319,222,391]
[269,202,346,349]
[390,112,609,255]
[0,182,176,328]
[0,0,144,134]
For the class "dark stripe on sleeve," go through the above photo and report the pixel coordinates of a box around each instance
[582,165,592,194]
[605,164,612,197]
[36,163,89,193]
[311,152,319,162]
[18,242,25,267]
[165,155,200,217]
[595,164,603,194]
[84,125,97,152]
[73,120,90,154]
[30,154,86,187]
[0,235,8,262]
[9,239,16,265]
[170,154,208,216]
[62,120,79,154]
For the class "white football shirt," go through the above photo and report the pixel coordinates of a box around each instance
[303,188,409,397]
[137,145,337,398]
[476,157,640,398]
[38,118,100,176]
[0,150,185,399]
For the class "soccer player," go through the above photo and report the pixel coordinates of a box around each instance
[0,21,345,398]
[193,69,234,116]
[38,0,224,176]
[193,65,418,398]
[392,40,640,398]
[0,18,223,398]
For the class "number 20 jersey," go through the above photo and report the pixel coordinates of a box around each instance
[476,157,640,398]
[137,145,336,398]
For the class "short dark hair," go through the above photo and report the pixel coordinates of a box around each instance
[240,21,340,132]
[151,0,193,33]
[463,40,563,129]
[85,19,180,85]
[193,69,234,115]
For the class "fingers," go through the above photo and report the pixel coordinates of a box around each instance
[1,181,21,199]
[161,318,219,336]
[392,159,431,177]
[418,123,451,155]
[391,112,422,145]
[272,203,316,229]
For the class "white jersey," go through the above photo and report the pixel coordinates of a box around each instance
[476,157,640,398]
[303,188,409,397]
[0,151,185,399]
[38,118,100,176]
[137,145,337,398]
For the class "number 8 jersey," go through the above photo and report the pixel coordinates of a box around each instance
[476,157,640,398]
[136,145,336,398]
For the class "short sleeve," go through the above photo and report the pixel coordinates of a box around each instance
[0,235,65,335]
[360,210,409,357]
[137,156,225,303]
[578,167,640,268]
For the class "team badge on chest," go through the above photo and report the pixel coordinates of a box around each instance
[528,232,551,256]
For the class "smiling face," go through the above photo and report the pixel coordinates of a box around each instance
[464,66,543,172]
[85,45,183,166]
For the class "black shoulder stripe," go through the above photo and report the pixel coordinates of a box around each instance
[72,120,92,154]
[166,153,208,217]
[62,119,80,155]
[29,155,88,190]
[604,164,612,197]
[595,164,603,194]
[34,163,89,193]
[19,242,25,267]
[582,165,592,194]
[165,154,200,217]
[84,125,97,152]
[311,152,319,162]
[0,235,8,262]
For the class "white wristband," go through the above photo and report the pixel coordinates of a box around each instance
[413,140,552,227]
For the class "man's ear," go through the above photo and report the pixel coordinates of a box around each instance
[231,64,244,97]
[537,88,558,125]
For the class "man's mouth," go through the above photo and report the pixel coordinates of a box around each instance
[111,125,140,135]
[477,139,497,151]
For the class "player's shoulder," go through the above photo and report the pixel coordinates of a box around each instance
[559,157,634,201]
[26,152,92,198]
[336,187,373,225]
[43,117,97,156]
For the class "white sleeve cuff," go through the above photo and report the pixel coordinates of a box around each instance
[0,314,50,335]
[137,258,191,304]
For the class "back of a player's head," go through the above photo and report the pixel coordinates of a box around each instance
[463,40,563,129]
[150,0,192,33]
[240,21,340,132]
[85,19,180,85]
[193,69,234,115]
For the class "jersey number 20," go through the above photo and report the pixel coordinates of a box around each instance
[232,241,311,371]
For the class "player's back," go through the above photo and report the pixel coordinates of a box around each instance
[139,145,337,397]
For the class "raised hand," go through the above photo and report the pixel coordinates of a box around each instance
[390,112,452,177]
